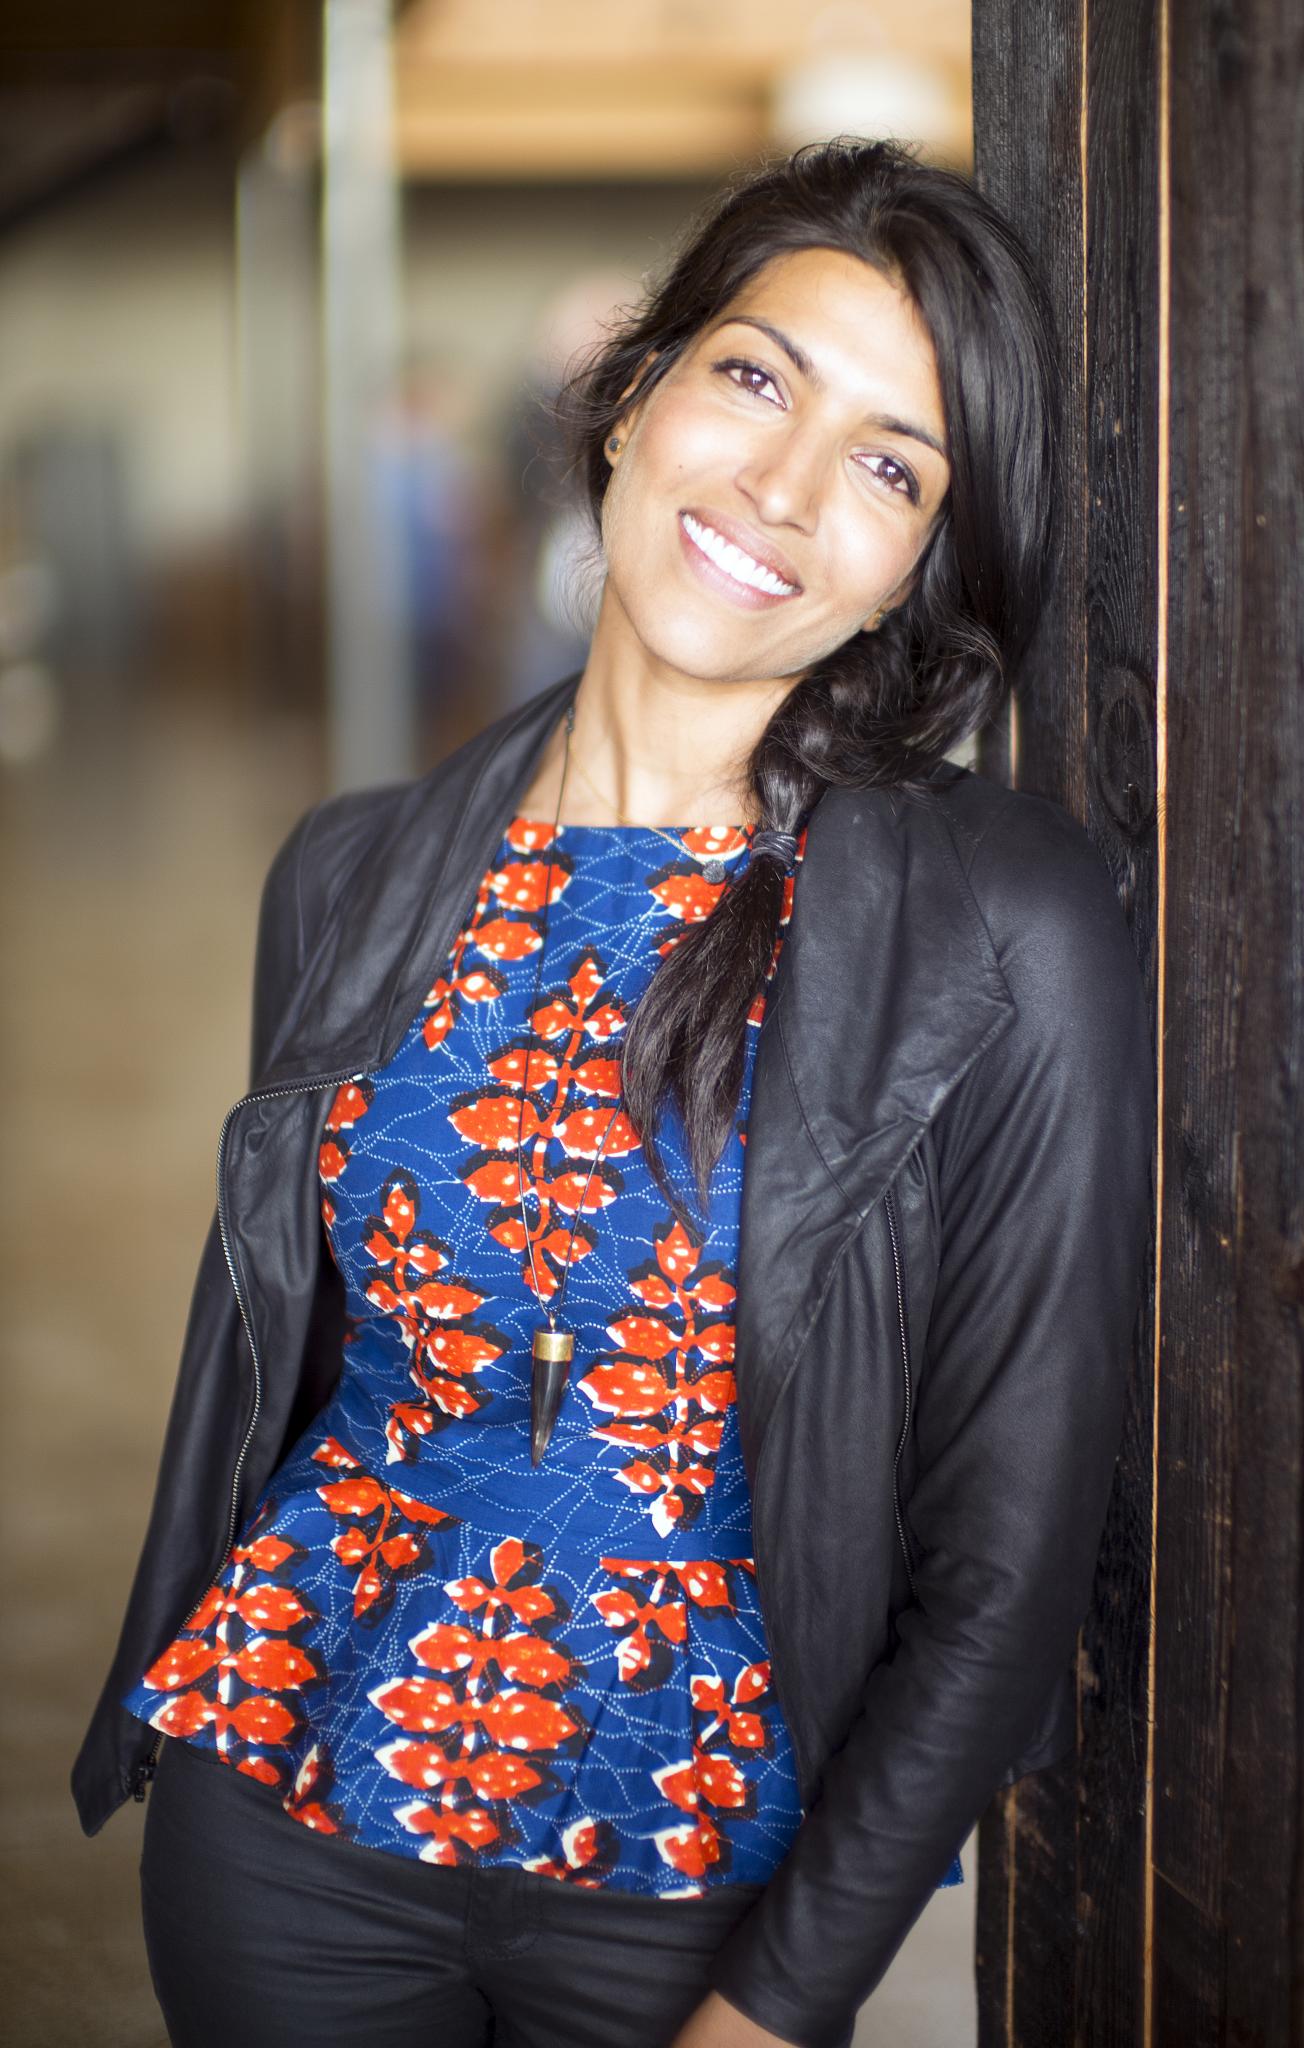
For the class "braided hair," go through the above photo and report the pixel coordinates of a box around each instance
[550,137,1064,1228]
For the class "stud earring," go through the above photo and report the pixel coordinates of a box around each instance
[607,435,621,453]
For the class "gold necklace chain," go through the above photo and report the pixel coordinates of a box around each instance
[518,704,762,1461]
[566,746,746,884]
[518,702,629,1464]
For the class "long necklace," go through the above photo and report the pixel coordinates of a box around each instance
[519,700,625,1465]
[518,707,791,1464]
[568,752,802,879]
[566,748,746,885]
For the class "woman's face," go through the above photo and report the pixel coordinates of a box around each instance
[598,244,952,688]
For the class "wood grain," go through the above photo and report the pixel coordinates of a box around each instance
[973,0,1303,2036]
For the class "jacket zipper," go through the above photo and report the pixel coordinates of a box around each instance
[884,1183,919,1602]
[214,1070,369,1557]
[127,738,550,1804]
[130,1062,369,1802]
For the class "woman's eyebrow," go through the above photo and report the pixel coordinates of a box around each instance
[712,313,950,462]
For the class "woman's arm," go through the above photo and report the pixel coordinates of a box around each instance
[692,803,1155,2048]
[670,1991,795,2048]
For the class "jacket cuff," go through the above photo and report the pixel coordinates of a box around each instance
[697,1630,1016,2043]
[707,1935,862,2048]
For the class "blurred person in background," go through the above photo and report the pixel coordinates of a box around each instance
[497,268,637,708]
[375,355,497,729]
[72,137,1151,2048]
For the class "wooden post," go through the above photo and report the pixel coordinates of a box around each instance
[971,0,1303,2039]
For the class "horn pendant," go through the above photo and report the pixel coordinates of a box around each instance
[530,1323,575,1465]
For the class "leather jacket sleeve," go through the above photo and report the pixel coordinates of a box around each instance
[705,800,1154,2047]
[70,791,394,1833]
[70,805,320,1833]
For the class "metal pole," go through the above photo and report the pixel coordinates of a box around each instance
[321,0,415,791]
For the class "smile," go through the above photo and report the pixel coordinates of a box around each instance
[678,512,801,604]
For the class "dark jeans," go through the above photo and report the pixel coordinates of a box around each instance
[141,1737,848,2048]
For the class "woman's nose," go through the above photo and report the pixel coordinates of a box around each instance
[735,425,825,532]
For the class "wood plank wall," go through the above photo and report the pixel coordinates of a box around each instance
[970,0,1303,2040]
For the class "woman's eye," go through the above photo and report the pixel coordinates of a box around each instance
[713,357,783,406]
[859,453,921,504]
[711,358,922,505]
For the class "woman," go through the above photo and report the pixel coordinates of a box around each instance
[72,139,1153,2048]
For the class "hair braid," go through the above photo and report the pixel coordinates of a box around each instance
[548,137,1063,1224]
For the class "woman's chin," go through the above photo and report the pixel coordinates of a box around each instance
[613,607,795,686]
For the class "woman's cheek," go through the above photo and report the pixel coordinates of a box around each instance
[635,388,742,483]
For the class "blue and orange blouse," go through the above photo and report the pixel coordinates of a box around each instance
[123,811,965,1897]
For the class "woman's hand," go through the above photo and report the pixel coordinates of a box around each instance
[668,1988,797,2048]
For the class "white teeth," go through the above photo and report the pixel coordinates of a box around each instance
[682,513,797,597]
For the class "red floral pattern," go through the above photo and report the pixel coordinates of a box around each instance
[125,811,962,1893]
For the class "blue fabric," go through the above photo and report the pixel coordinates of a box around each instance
[124,812,964,1897]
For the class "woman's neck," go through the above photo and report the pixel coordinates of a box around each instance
[519,612,795,831]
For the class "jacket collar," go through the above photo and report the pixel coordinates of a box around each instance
[257,668,1017,1467]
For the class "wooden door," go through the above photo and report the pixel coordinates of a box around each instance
[970,1,1303,2040]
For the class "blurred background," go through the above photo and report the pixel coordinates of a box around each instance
[0,4,974,2042]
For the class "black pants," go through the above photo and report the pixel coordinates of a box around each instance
[141,1737,847,2048]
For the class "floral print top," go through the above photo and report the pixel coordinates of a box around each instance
[123,811,964,1897]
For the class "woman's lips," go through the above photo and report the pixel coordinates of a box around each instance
[676,511,802,612]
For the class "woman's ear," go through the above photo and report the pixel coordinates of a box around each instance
[606,349,662,463]
[859,580,909,634]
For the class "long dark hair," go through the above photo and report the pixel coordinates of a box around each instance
[552,136,1064,1229]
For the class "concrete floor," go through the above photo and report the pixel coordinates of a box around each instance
[0,690,976,2047]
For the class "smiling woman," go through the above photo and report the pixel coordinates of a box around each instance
[538,139,1062,1223]
[601,249,950,671]
[78,135,1152,2048]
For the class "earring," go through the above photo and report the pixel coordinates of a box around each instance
[607,435,621,454]
[862,609,884,633]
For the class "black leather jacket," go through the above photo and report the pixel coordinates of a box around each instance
[72,668,1153,2047]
